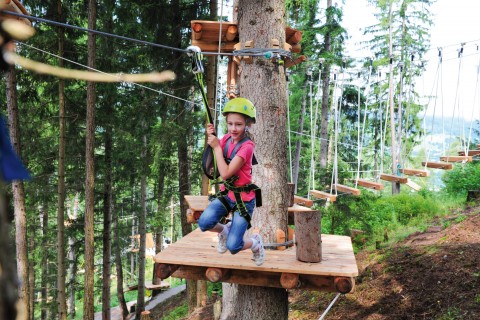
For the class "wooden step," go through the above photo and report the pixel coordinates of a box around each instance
[399,168,430,177]
[309,190,337,202]
[293,195,314,207]
[334,184,361,196]
[379,174,408,184]
[405,179,421,191]
[355,179,384,191]
[439,155,472,163]
[421,161,453,170]
[458,150,480,156]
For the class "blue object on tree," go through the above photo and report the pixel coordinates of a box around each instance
[0,116,30,181]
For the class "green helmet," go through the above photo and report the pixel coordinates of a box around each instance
[222,97,256,123]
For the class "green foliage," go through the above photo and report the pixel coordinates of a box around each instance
[442,162,480,198]
[162,302,188,320]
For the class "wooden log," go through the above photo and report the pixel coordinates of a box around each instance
[226,58,238,99]
[286,30,302,45]
[280,273,300,289]
[288,204,317,225]
[421,161,453,170]
[287,226,294,248]
[276,229,286,251]
[458,150,480,156]
[192,23,202,40]
[285,55,307,68]
[294,209,321,263]
[334,277,354,294]
[205,268,231,283]
[291,43,302,53]
[310,189,336,202]
[225,25,238,41]
[233,42,242,64]
[140,311,151,320]
[440,155,472,162]
[355,179,384,191]
[293,195,313,207]
[186,208,196,224]
[287,183,295,207]
[399,168,430,177]
[154,263,179,279]
[379,174,408,184]
[334,184,361,196]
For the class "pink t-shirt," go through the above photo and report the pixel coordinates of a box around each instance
[220,134,255,202]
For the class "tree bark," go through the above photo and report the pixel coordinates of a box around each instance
[6,64,30,320]
[221,1,289,319]
[40,205,49,320]
[56,1,68,317]
[135,133,148,318]
[114,203,129,319]
[84,0,97,317]
[319,0,333,170]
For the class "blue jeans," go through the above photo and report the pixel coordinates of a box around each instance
[198,196,255,254]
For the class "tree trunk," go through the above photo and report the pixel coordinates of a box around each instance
[6,64,30,320]
[67,194,79,319]
[28,229,35,319]
[221,1,289,319]
[0,181,18,320]
[40,205,49,320]
[84,0,97,317]
[102,124,113,319]
[135,133,148,318]
[292,93,306,192]
[319,0,333,171]
[114,203,129,319]
[56,1,68,317]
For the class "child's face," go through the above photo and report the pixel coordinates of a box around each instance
[226,113,248,141]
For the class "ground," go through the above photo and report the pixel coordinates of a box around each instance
[288,204,480,320]
[174,203,480,320]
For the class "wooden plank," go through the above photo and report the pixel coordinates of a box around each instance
[293,195,313,207]
[421,161,453,170]
[405,179,421,191]
[310,190,337,202]
[458,150,480,156]
[154,229,358,278]
[184,195,209,213]
[439,155,472,163]
[379,174,408,184]
[355,179,384,191]
[400,168,430,177]
[334,184,361,196]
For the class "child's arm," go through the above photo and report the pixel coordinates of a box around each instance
[207,124,245,180]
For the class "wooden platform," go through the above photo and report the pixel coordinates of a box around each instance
[184,195,317,225]
[399,168,430,177]
[355,179,384,191]
[334,184,361,196]
[153,229,358,293]
[309,190,337,202]
[421,161,453,170]
[458,150,480,157]
[379,174,408,184]
[439,155,472,163]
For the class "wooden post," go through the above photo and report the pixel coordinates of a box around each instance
[280,273,300,289]
[294,210,321,262]
[334,277,354,294]
[287,183,295,207]
[205,268,231,283]
[140,310,151,320]
[154,263,179,279]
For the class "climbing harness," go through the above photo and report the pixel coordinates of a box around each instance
[209,135,261,229]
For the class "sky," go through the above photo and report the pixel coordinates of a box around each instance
[341,0,480,122]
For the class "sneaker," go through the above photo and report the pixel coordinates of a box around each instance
[251,233,265,266]
[217,222,231,254]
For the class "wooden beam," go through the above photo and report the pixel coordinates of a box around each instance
[205,268,231,283]
[440,155,472,163]
[421,161,453,170]
[285,55,307,69]
[293,195,313,207]
[355,179,384,191]
[334,184,361,196]
[405,179,421,191]
[309,190,337,202]
[399,168,430,177]
[379,174,408,184]
[458,150,480,156]
[171,265,354,293]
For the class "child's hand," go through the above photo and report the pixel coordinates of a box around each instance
[207,124,219,148]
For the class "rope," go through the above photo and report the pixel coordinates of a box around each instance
[318,293,342,320]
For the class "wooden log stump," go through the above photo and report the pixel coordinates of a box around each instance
[154,263,179,279]
[280,273,300,289]
[140,310,151,320]
[334,277,354,294]
[287,183,295,207]
[205,267,230,283]
[294,210,321,262]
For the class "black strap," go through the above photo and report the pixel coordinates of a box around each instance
[223,136,258,165]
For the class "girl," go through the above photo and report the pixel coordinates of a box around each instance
[198,97,265,266]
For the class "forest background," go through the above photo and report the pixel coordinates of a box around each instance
[1,0,480,319]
